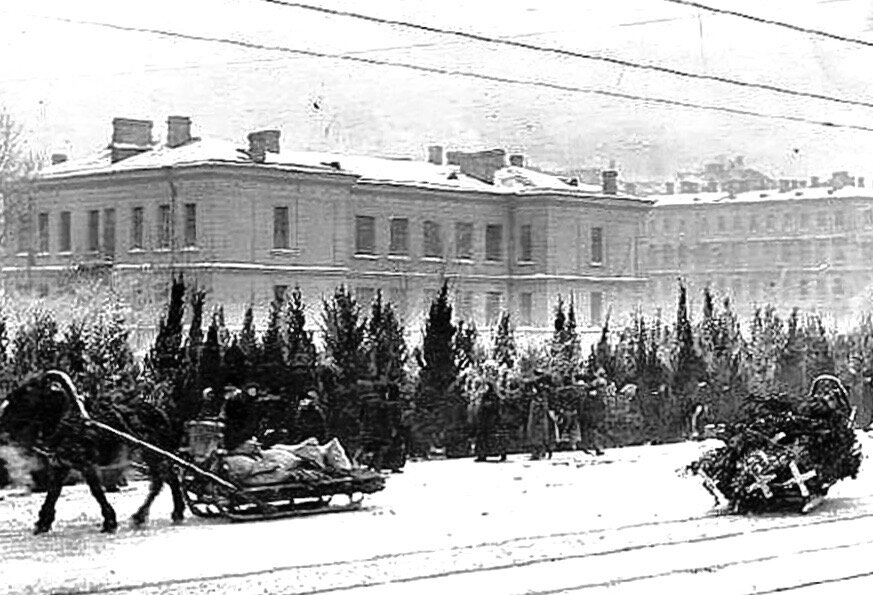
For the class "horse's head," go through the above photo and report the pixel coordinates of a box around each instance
[0,372,72,447]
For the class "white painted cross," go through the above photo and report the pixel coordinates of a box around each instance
[785,461,817,498]
[746,471,777,499]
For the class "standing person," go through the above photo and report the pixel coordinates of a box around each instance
[577,376,606,456]
[474,382,507,462]
[527,387,554,460]
[292,390,328,444]
[382,384,407,473]
[222,386,260,452]
[358,385,390,471]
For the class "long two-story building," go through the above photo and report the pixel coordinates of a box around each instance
[6,116,651,343]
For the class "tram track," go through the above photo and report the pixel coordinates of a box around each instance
[43,504,873,595]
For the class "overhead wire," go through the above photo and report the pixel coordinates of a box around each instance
[252,0,873,110]
[4,10,873,134]
[662,0,873,49]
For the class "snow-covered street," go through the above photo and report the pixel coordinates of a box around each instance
[3,436,873,595]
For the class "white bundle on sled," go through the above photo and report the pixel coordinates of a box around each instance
[224,437,353,485]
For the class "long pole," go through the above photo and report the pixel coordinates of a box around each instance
[84,418,240,491]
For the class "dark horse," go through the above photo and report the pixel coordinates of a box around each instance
[0,370,186,534]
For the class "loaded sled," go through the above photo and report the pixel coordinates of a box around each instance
[177,421,386,521]
[73,402,385,522]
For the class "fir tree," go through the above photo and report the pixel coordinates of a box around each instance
[491,311,517,370]
[261,295,285,369]
[200,310,224,394]
[366,290,408,384]
[321,285,367,446]
[454,320,483,374]
[186,288,206,365]
[419,280,458,409]
[238,304,260,368]
[149,274,187,382]
[285,287,317,379]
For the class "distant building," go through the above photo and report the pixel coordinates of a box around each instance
[5,116,651,345]
[645,175,873,326]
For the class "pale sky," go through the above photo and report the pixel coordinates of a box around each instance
[1,0,872,179]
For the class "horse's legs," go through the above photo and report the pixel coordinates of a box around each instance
[82,465,118,533]
[34,464,69,535]
[165,469,186,523]
[131,475,163,527]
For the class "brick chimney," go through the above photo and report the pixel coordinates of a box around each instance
[859,176,866,188]
[427,145,443,165]
[602,170,618,195]
[665,181,675,195]
[509,154,525,168]
[247,130,281,163]
[51,153,67,165]
[810,175,820,188]
[110,117,153,163]
[443,149,506,184]
[779,179,791,193]
[167,116,192,148]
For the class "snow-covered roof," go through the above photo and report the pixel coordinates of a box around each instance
[652,185,873,207]
[37,136,647,202]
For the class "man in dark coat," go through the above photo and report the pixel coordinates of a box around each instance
[474,383,507,462]
[292,390,327,444]
[358,387,391,471]
[382,384,407,472]
[222,386,260,452]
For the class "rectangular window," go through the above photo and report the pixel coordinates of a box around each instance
[834,211,846,230]
[157,205,171,250]
[87,210,100,252]
[273,206,289,249]
[423,220,443,258]
[37,212,49,253]
[749,216,758,233]
[590,291,603,326]
[519,224,533,262]
[183,203,197,248]
[799,279,809,297]
[591,227,604,265]
[485,291,502,325]
[834,239,847,263]
[485,224,503,261]
[131,207,144,250]
[865,210,873,227]
[800,213,810,230]
[59,211,71,253]
[103,208,116,256]
[765,214,775,232]
[455,222,473,259]
[833,277,845,296]
[520,292,533,326]
[355,215,376,255]
[389,218,409,255]
[816,211,828,230]
[17,214,29,254]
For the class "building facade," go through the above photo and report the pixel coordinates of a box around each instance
[5,116,651,344]
[645,179,873,326]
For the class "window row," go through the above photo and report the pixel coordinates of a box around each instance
[651,207,870,238]
[351,216,544,263]
[18,204,198,255]
[649,239,853,270]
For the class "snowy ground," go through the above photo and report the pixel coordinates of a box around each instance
[2,435,873,595]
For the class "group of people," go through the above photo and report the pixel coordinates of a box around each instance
[471,368,610,462]
[198,380,410,474]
